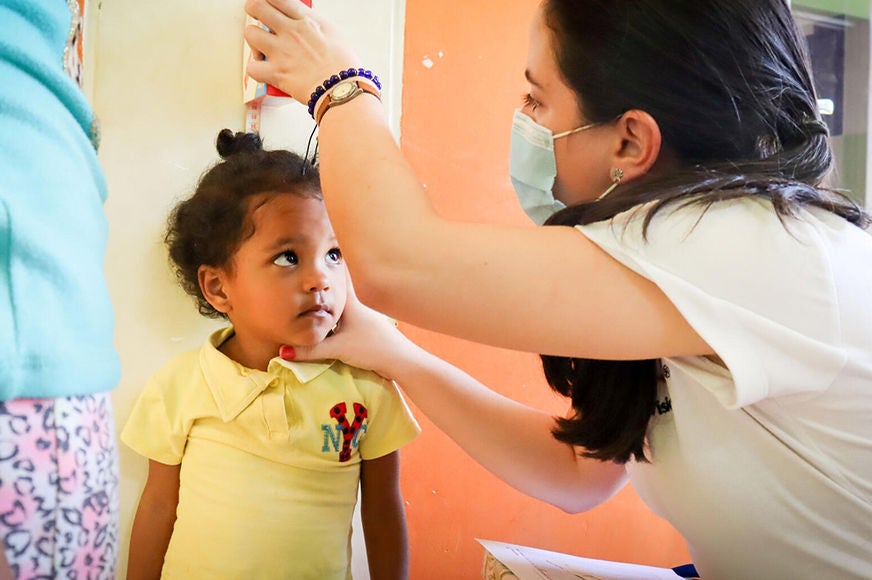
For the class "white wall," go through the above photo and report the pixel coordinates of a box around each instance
[88,1,403,576]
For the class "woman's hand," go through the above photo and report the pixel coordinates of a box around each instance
[244,0,361,101]
[280,280,418,381]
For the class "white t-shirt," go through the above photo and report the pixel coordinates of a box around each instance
[577,197,872,579]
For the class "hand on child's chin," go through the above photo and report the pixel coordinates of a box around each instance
[279,300,406,380]
[283,322,338,351]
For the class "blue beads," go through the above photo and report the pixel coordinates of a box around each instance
[307,86,326,115]
[306,68,383,121]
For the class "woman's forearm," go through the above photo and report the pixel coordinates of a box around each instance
[388,342,628,513]
[317,95,438,296]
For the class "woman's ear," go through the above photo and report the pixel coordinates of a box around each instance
[198,265,232,314]
[612,109,662,182]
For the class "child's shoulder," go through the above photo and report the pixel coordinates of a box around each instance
[148,347,205,388]
[329,360,388,384]
[327,361,404,403]
[136,346,215,413]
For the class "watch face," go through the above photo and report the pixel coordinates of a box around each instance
[332,81,356,100]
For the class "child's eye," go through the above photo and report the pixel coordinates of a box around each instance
[274,251,298,266]
[522,92,540,111]
[326,248,343,264]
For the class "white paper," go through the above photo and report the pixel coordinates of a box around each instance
[477,539,684,580]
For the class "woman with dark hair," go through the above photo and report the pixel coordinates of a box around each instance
[243,0,872,577]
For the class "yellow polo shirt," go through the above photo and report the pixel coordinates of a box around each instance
[122,327,420,579]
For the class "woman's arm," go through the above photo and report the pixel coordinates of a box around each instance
[245,0,710,361]
[288,292,629,514]
[360,451,409,580]
[318,100,709,361]
[127,460,181,580]
[385,340,629,513]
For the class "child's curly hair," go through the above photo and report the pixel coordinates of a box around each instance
[165,129,321,318]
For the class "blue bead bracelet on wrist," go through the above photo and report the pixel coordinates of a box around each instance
[307,68,382,118]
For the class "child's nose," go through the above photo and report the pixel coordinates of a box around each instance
[304,265,331,293]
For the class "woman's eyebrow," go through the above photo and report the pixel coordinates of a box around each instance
[525,69,542,88]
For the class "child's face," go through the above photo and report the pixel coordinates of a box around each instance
[220,193,347,352]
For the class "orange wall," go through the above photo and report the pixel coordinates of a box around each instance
[398,1,692,577]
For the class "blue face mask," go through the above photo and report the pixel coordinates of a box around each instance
[509,109,598,225]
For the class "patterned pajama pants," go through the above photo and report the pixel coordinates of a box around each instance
[0,394,119,579]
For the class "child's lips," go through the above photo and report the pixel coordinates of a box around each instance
[300,304,332,318]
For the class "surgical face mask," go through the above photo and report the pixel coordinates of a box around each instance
[509,109,598,225]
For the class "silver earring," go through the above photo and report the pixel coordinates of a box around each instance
[597,167,623,200]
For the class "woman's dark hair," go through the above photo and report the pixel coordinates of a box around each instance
[539,0,871,463]
[165,129,321,319]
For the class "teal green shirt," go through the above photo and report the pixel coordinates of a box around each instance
[0,0,119,399]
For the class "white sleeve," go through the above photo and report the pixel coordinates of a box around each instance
[576,198,847,408]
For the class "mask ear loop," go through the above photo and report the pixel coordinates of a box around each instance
[553,121,600,140]
[597,167,623,200]
[301,124,319,176]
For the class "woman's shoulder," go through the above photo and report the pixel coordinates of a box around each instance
[576,196,866,353]
[580,196,867,267]
[598,196,806,239]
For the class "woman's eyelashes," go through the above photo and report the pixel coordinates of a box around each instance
[522,92,540,111]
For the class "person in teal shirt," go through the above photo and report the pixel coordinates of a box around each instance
[0,0,120,576]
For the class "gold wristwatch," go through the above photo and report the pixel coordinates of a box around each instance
[315,79,380,124]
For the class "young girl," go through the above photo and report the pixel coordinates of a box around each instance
[122,130,419,579]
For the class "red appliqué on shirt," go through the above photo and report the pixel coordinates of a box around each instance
[329,402,368,462]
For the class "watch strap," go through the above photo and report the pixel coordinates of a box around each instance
[314,80,381,124]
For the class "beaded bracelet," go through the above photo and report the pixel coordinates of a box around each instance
[313,80,381,124]
[306,68,382,119]
[311,75,381,124]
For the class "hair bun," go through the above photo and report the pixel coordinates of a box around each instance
[801,117,830,138]
[216,129,263,159]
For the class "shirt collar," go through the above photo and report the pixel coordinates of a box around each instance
[200,327,336,421]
